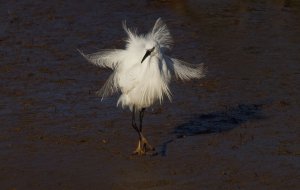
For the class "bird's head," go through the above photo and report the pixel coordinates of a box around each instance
[122,18,173,64]
[141,41,160,64]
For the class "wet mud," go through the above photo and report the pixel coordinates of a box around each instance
[0,0,299,189]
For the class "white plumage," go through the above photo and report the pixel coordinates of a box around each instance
[79,18,205,155]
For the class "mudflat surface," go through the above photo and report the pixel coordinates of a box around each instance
[0,1,299,189]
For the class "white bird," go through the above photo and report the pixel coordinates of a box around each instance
[79,18,205,155]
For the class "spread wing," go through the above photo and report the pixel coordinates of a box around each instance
[165,56,206,80]
[78,49,124,70]
[95,72,119,100]
[78,49,124,99]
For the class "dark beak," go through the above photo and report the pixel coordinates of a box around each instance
[141,47,155,63]
[141,50,151,63]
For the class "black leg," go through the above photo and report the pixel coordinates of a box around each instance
[139,108,146,132]
[131,106,139,134]
[132,107,154,155]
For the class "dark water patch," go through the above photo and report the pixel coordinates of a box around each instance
[155,104,265,156]
[174,104,264,137]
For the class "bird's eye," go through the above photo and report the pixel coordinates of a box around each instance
[145,47,154,53]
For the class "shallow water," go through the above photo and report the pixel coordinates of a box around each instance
[0,0,299,189]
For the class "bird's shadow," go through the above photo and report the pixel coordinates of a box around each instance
[156,104,264,156]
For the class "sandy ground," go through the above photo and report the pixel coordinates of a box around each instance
[0,0,299,189]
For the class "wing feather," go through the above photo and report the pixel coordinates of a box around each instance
[95,72,119,100]
[78,49,123,70]
[165,56,206,80]
[151,18,173,49]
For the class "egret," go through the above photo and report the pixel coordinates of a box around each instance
[78,18,205,155]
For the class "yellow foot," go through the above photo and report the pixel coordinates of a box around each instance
[132,136,155,155]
